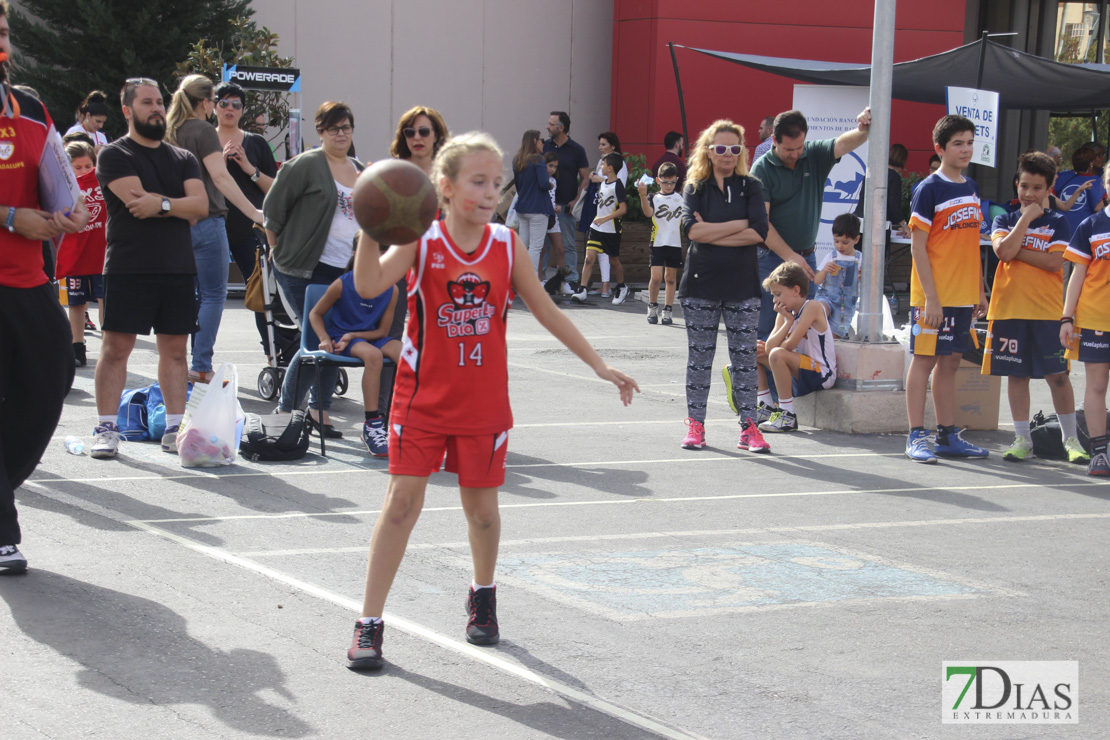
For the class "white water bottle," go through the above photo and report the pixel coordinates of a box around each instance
[64,436,85,455]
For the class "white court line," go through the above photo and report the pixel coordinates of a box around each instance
[128,479,1104,524]
[236,513,1110,557]
[24,450,902,488]
[126,519,711,740]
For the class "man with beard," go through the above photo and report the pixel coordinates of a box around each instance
[0,2,90,572]
[89,78,207,459]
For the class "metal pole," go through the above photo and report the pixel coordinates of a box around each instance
[859,0,896,342]
[975,30,989,89]
[669,43,690,162]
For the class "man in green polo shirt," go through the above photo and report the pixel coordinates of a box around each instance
[750,107,871,338]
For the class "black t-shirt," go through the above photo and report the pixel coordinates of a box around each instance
[679,175,768,302]
[225,131,278,245]
[543,136,589,205]
[96,137,203,275]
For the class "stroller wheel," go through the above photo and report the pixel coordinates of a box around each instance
[336,369,349,396]
[257,367,281,400]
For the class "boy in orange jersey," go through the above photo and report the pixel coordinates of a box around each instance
[1061,165,1110,476]
[904,115,990,463]
[984,152,1085,464]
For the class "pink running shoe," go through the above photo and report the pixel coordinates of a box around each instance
[737,419,771,453]
[681,418,706,449]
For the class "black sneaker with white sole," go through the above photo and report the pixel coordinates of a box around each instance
[0,544,27,573]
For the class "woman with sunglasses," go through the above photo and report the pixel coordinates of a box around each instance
[213,81,278,352]
[390,106,448,176]
[679,120,771,453]
[371,106,449,420]
[165,74,264,385]
[264,101,364,437]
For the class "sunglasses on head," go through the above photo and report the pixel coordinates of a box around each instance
[707,144,743,156]
[217,99,243,110]
[404,126,433,139]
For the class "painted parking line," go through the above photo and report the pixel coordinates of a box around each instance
[126,519,711,740]
[25,450,903,488]
[232,512,1110,558]
[127,480,1106,524]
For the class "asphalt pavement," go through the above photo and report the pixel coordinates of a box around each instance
[2,294,1106,739]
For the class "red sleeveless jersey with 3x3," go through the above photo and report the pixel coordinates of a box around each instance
[391,220,516,435]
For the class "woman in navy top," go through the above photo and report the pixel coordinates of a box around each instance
[679,119,770,453]
[512,130,554,276]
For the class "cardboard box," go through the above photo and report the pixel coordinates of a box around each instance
[952,358,1001,430]
[903,356,1001,431]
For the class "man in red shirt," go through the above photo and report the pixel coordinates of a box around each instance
[0,1,90,573]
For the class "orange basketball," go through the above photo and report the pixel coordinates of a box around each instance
[352,159,438,245]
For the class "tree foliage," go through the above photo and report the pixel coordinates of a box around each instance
[10,0,251,136]
[176,16,295,138]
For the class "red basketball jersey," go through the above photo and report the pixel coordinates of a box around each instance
[391,220,516,434]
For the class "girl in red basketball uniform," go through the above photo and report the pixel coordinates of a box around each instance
[346,132,638,670]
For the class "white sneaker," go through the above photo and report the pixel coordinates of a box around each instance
[558,281,574,296]
[570,287,588,303]
[0,544,27,573]
[613,284,630,305]
[90,422,121,459]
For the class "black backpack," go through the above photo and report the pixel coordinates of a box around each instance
[1030,406,1110,459]
[239,411,311,461]
[1029,411,1066,459]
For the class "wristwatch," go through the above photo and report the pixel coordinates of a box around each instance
[5,206,15,233]
[160,197,171,215]
[250,169,261,183]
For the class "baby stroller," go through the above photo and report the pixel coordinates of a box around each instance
[254,242,348,400]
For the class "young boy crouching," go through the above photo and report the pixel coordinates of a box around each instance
[756,262,837,432]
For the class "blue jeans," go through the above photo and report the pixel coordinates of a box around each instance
[557,210,579,284]
[757,247,817,340]
[191,216,229,373]
[274,262,347,412]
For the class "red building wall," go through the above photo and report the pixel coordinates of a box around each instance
[611,1,968,175]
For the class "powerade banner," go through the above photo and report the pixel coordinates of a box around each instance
[222,65,301,92]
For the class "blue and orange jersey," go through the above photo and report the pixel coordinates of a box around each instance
[1064,207,1110,333]
[908,172,983,307]
[987,209,1070,321]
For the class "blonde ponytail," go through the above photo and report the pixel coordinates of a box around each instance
[165,74,214,145]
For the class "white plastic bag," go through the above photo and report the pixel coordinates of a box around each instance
[505,193,520,230]
[177,363,245,467]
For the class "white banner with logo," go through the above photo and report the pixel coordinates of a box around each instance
[946,86,999,168]
[792,85,870,266]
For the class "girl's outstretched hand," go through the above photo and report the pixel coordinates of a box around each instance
[596,365,640,406]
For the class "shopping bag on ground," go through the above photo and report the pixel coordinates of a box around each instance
[177,363,245,467]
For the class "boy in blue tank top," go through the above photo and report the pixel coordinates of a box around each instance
[308,258,402,457]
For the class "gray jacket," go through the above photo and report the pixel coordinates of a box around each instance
[263,148,364,278]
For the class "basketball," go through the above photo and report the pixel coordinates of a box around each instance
[352,159,438,245]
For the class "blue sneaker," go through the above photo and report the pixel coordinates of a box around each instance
[362,418,389,457]
[934,427,989,458]
[905,429,937,464]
